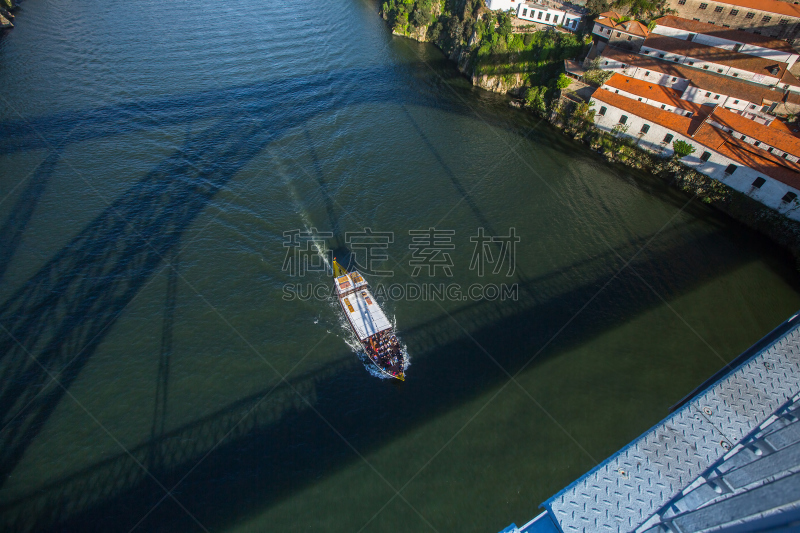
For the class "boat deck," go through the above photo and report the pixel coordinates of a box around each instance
[341,288,391,341]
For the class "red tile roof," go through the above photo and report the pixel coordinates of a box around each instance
[692,123,800,189]
[600,46,787,105]
[603,73,705,113]
[653,16,797,55]
[709,105,800,157]
[592,89,800,189]
[642,34,788,79]
[595,12,650,38]
[781,70,800,89]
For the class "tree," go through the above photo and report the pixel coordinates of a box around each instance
[672,139,696,158]
[556,73,571,89]
[524,86,547,114]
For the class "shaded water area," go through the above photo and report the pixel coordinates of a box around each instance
[1,0,800,531]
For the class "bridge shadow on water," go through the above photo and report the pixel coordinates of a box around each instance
[0,65,790,532]
[0,219,774,532]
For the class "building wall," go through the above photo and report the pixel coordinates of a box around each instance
[486,0,519,11]
[600,86,694,115]
[664,0,800,45]
[640,44,783,86]
[590,97,800,218]
[651,22,799,66]
[517,4,579,29]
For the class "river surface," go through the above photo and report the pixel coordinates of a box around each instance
[1,0,799,531]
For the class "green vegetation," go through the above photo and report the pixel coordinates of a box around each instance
[382,0,589,109]
[672,140,696,158]
[584,0,672,23]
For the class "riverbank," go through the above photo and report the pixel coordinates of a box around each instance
[0,0,16,29]
[549,96,800,262]
[380,2,800,263]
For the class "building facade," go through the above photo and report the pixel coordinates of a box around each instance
[664,0,800,44]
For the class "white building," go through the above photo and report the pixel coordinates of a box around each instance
[485,0,583,32]
[591,88,800,219]
[650,16,800,68]
[516,2,582,31]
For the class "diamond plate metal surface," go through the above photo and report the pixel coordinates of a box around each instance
[546,324,800,533]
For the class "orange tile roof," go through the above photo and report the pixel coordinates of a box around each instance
[709,105,800,157]
[593,87,702,133]
[592,89,800,189]
[595,12,650,38]
[781,69,800,88]
[600,46,787,105]
[769,118,800,136]
[643,34,788,79]
[692,123,800,189]
[603,73,705,113]
[653,16,797,55]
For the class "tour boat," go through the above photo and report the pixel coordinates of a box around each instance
[332,259,406,381]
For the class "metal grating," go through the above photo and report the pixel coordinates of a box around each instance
[545,324,800,533]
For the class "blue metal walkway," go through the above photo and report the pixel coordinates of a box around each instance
[502,312,800,533]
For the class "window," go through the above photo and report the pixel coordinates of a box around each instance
[784,153,790,159]
[663,133,674,143]
[687,33,696,42]
[604,60,608,65]
[553,16,559,23]
[638,97,643,101]
[783,192,798,203]
[619,115,628,124]
[661,104,666,109]
[703,65,710,69]
[672,77,677,81]
[693,18,700,21]
[522,8,527,16]
[752,177,766,188]
[733,99,739,104]
[715,6,723,12]
[741,135,747,141]
[700,151,712,161]
[686,111,694,117]
[745,12,755,19]
[725,164,737,174]
[688,61,695,65]
[627,36,632,41]
[717,69,723,73]
[659,53,665,58]
[706,91,712,97]
[755,141,761,146]
[645,71,650,76]
[750,104,757,109]
[708,21,715,24]
[781,19,789,25]
[538,11,542,19]
[640,124,650,133]
[674,57,680,61]
[723,24,730,28]
[545,13,550,21]
[730,9,738,15]
[615,89,619,93]
[599,106,607,115]
[678,0,686,4]
[734,43,743,52]
[768,147,774,153]
[763,16,771,23]
[714,94,720,99]
[699,3,708,8]
[643,50,650,54]
[616,31,621,36]
[733,72,739,77]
